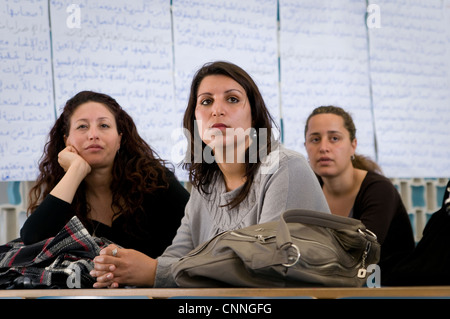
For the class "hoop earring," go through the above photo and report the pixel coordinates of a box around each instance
[351,155,355,161]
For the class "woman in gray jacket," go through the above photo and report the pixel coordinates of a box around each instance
[91,61,330,288]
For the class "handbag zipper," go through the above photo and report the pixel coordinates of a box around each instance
[230,230,276,243]
[231,231,353,263]
[179,231,227,259]
[286,236,371,271]
[182,228,373,278]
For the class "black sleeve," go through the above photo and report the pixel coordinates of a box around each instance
[20,195,75,245]
[137,170,190,257]
[353,173,405,245]
[153,170,190,252]
[165,170,190,218]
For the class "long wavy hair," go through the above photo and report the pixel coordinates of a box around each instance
[28,91,170,231]
[304,105,382,175]
[182,61,277,209]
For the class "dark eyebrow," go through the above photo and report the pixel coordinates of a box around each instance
[307,130,343,137]
[74,117,111,123]
[224,89,244,94]
[197,92,212,98]
[197,89,244,98]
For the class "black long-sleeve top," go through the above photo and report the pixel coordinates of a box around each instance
[351,171,415,281]
[20,170,190,258]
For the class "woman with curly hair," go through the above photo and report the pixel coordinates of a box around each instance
[20,91,189,259]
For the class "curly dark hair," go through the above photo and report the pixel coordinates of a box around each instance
[28,91,170,230]
[182,61,277,209]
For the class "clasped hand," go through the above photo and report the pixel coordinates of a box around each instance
[90,244,157,288]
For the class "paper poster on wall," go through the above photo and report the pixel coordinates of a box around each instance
[0,0,55,181]
[49,0,176,166]
[1,0,450,182]
[171,0,280,179]
[368,0,450,177]
[172,0,280,126]
[279,0,376,161]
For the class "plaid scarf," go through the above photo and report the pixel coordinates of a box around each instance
[0,216,112,289]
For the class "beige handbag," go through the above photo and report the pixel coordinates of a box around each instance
[172,209,380,287]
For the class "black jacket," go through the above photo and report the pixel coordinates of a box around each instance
[20,170,189,258]
[383,180,450,285]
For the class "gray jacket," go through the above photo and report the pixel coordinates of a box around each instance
[155,144,330,287]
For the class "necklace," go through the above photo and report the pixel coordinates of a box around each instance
[91,220,101,237]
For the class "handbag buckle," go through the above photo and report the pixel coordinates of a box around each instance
[281,244,301,267]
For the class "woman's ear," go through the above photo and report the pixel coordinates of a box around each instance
[117,133,123,152]
[351,138,357,153]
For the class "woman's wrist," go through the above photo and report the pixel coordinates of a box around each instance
[50,160,90,204]
[145,258,158,287]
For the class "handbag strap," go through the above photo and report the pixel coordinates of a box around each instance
[275,209,366,249]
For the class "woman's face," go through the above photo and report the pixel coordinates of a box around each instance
[304,113,356,178]
[194,75,252,159]
[65,102,122,169]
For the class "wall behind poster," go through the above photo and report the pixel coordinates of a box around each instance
[1,0,449,181]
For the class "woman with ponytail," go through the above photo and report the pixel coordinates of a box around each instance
[304,105,415,284]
